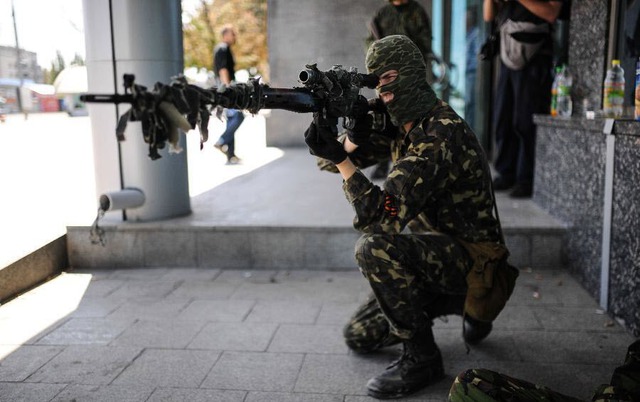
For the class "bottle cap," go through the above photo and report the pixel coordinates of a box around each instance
[613,60,620,65]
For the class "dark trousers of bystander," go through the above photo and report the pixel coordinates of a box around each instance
[493,55,552,192]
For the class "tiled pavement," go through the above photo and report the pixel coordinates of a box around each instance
[0,266,635,402]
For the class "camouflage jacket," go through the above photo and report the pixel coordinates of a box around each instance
[334,100,503,245]
[366,0,433,59]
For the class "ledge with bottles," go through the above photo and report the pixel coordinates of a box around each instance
[549,57,640,121]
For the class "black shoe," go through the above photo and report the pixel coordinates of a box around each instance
[510,182,533,198]
[463,315,493,345]
[493,176,515,191]
[366,342,445,399]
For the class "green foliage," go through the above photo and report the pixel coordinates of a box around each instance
[182,0,269,81]
[71,53,85,66]
[43,50,66,85]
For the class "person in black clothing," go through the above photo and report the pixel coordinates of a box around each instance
[484,0,564,198]
[213,24,244,165]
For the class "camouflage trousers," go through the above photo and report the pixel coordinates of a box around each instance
[448,369,583,402]
[346,232,472,346]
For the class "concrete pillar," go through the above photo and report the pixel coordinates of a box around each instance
[83,0,190,221]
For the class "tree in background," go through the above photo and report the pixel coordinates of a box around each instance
[43,50,66,85]
[42,52,85,84]
[183,0,269,82]
[71,53,85,66]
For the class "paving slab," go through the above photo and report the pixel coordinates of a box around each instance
[0,383,67,402]
[147,388,247,402]
[202,351,304,392]
[26,345,142,385]
[0,345,63,382]
[51,385,154,402]
[112,348,220,388]
[0,268,635,401]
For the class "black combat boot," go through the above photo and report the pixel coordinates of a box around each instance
[365,329,445,399]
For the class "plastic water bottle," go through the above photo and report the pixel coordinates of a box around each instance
[556,65,573,117]
[603,59,625,118]
[550,66,562,117]
[635,57,640,121]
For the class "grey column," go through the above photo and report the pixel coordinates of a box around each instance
[83,0,190,221]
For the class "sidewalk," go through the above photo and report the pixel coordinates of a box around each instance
[0,265,634,401]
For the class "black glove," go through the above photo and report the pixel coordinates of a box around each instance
[304,121,348,164]
[346,113,374,146]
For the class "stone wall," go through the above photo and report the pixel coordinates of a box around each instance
[609,126,640,336]
[534,117,640,337]
[533,118,607,297]
[532,0,640,337]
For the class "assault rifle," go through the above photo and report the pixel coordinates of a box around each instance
[80,64,379,160]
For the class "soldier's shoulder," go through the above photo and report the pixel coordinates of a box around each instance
[427,102,465,130]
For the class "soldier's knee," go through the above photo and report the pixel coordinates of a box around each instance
[343,323,380,354]
[343,318,400,354]
[354,234,393,273]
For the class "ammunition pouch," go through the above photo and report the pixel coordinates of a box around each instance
[460,240,519,323]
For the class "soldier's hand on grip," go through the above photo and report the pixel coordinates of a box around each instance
[304,120,348,164]
[346,113,374,146]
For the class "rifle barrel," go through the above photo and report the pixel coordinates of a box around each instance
[260,88,321,113]
[80,94,134,104]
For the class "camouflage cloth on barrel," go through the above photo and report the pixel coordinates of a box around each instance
[448,340,640,402]
[366,0,433,61]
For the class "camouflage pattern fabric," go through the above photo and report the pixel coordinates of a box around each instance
[366,0,433,61]
[366,35,437,127]
[343,293,402,353]
[448,369,583,402]
[337,97,505,339]
[342,99,502,244]
[344,291,466,353]
[448,340,640,402]
[354,231,471,339]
